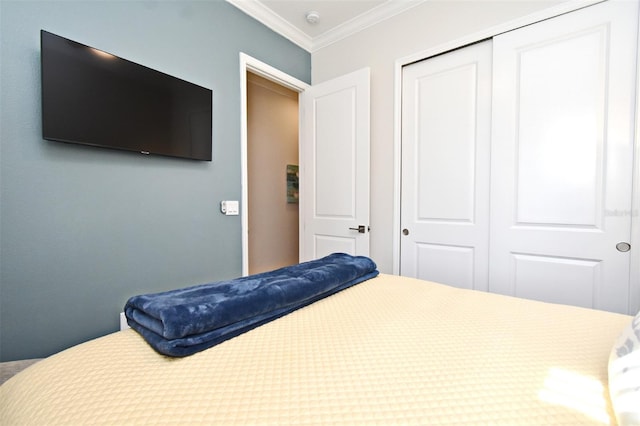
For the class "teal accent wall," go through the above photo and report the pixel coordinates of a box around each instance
[0,0,310,361]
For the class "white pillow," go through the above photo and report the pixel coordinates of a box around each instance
[609,311,640,426]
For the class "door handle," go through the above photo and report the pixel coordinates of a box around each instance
[349,225,367,233]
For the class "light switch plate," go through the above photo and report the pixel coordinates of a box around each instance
[221,200,239,215]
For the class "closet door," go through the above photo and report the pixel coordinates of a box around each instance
[489,1,638,314]
[400,41,492,290]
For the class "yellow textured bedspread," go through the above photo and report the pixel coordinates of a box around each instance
[0,274,632,425]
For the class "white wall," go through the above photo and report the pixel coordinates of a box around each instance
[312,0,573,273]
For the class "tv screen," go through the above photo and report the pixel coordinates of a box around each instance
[40,30,212,161]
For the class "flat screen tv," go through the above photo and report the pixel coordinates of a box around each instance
[40,30,212,161]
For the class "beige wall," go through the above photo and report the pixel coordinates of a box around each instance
[247,72,299,274]
[311,0,569,273]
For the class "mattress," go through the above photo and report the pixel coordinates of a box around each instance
[0,274,632,425]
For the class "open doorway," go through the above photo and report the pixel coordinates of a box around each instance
[239,53,310,276]
[246,72,299,274]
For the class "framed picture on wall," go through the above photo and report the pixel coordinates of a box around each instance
[287,165,299,203]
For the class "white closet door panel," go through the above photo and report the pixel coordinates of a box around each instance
[517,30,604,226]
[401,41,492,291]
[490,0,638,314]
[416,64,477,222]
[415,244,475,290]
[510,254,601,308]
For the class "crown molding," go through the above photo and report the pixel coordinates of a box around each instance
[227,0,313,51]
[227,0,426,53]
[313,1,426,51]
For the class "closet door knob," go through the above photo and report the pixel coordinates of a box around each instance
[616,242,631,252]
[402,229,409,236]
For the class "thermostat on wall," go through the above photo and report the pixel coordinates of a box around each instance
[220,200,239,215]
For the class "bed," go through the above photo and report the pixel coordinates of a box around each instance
[1,259,638,425]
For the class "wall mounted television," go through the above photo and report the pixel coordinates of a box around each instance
[40,30,213,161]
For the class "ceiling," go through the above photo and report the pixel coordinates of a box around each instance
[259,0,387,38]
[226,0,426,52]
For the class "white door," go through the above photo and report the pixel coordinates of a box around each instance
[300,68,371,261]
[400,41,492,291]
[489,0,638,314]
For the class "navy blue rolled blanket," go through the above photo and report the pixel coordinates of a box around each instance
[124,253,378,357]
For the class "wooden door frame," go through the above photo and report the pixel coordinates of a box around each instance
[239,53,310,276]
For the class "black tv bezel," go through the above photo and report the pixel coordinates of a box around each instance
[40,30,213,161]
